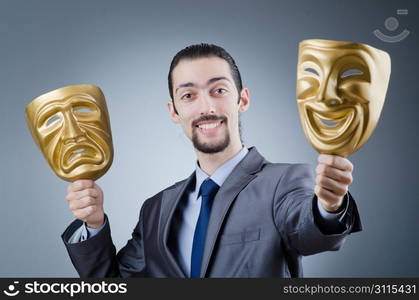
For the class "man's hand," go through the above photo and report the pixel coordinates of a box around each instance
[66,179,105,229]
[315,154,353,213]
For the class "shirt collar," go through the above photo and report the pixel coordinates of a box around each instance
[194,146,249,200]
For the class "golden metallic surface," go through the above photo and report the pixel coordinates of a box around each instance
[25,84,113,181]
[296,39,391,157]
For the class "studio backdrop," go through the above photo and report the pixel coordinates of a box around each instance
[0,0,418,277]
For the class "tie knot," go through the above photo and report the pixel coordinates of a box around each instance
[199,178,219,198]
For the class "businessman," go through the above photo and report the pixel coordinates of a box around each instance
[62,43,361,277]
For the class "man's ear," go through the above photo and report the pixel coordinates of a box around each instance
[238,88,250,113]
[167,100,180,123]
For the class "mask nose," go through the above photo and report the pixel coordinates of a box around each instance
[317,74,342,107]
[62,111,85,144]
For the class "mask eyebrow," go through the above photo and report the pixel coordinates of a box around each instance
[68,94,100,109]
[175,76,232,94]
[35,100,65,124]
[300,54,322,70]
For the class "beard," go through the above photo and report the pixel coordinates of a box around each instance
[191,115,230,154]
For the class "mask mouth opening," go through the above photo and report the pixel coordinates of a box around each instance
[304,103,357,144]
[68,148,86,162]
[60,142,104,173]
[319,118,339,127]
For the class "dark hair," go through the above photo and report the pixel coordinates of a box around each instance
[168,43,243,113]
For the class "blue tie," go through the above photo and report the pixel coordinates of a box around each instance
[190,178,220,278]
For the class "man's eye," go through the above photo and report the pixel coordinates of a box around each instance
[215,88,226,94]
[181,93,192,100]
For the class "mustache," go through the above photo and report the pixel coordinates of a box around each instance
[192,115,227,127]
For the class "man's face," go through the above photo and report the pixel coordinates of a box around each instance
[25,85,113,181]
[168,57,249,154]
[296,39,391,157]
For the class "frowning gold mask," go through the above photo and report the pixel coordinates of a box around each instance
[25,84,114,181]
[296,39,391,157]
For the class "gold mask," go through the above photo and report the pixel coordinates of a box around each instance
[296,39,391,157]
[25,84,114,181]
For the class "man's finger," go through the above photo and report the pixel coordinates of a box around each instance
[318,154,353,172]
[316,164,353,185]
[316,175,348,196]
[68,180,95,193]
[69,196,97,211]
[315,185,342,203]
[66,188,99,202]
[73,205,97,220]
[93,182,103,197]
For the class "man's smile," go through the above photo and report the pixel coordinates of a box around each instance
[195,120,224,136]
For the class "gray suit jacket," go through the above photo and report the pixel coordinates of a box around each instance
[62,147,361,277]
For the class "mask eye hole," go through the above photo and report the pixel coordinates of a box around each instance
[340,69,363,78]
[74,106,93,114]
[46,115,61,127]
[304,68,320,76]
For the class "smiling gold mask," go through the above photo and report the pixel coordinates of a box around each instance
[296,39,391,157]
[25,84,114,181]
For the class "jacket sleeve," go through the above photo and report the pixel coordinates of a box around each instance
[273,163,362,256]
[61,205,147,278]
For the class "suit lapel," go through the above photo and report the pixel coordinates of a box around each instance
[158,171,195,278]
[200,147,266,277]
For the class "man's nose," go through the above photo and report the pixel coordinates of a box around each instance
[317,74,342,107]
[199,93,216,115]
[61,111,85,144]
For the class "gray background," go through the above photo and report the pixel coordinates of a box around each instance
[0,0,418,277]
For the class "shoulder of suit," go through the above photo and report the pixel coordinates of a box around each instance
[254,161,313,184]
[140,179,186,210]
[259,161,312,173]
[253,162,314,194]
